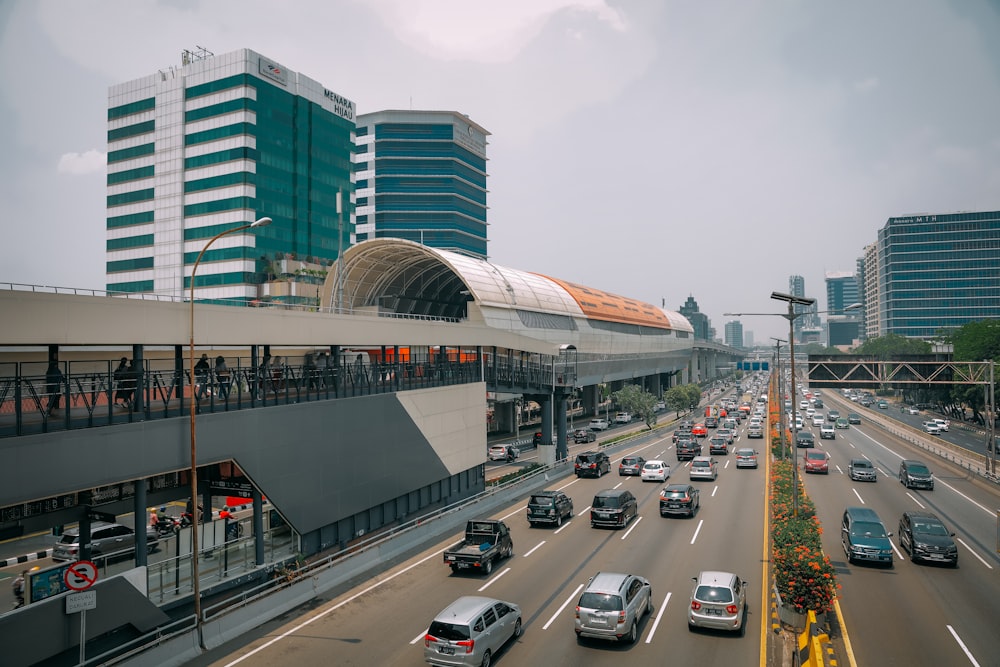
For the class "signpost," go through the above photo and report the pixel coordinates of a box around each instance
[64,561,97,664]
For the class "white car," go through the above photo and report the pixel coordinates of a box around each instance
[488,445,518,461]
[811,415,825,427]
[615,412,632,424]
[689,456,719,481]
[640,460,671,482]
[907,406,920,415]
[923,421,942,435]
[933,418,950,432]
[589,418,610,431]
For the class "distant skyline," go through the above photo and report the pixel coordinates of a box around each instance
[2,1,998,341]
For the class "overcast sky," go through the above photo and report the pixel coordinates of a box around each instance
[2,0,998,343]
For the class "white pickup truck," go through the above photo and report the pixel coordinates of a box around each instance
[589,418,610,431]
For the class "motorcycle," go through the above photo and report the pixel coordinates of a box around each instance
[154,515,180,536]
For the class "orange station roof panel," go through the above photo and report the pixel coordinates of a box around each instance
[537,275,673,329]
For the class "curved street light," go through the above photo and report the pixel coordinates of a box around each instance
[189,216,271,647]
[726,296,861,517]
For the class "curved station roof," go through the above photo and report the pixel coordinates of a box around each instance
[320,239,692,336]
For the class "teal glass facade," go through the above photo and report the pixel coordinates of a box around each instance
[356,113,489,257]
[877,210,1000,338]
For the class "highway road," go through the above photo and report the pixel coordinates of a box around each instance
[194,406,771,666]
[798,390,1000,666]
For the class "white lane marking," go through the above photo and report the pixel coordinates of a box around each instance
[557,478,581,491]
[645,591,672,643]
[711,485,719,497]
[936,478,996,517]
[905,492,926,509]
[554,520,572,534]
[613,481,623,490]
[410,630,427,645]
[622,515,643,539]
[889,538,905,561]
[225,547,443,665]
[543,583,584,630]
[956,537,993,569]
[479,567,511,591]
[578,506,592,517]
[690,519,704,545]
[947,624,982,666]
[522,541,546,558]
[835,465,845,475]
[851,488,866,504]
[500,506,524,521]
[724,459,731,469]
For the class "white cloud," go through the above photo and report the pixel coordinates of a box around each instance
[57,150,106,175]
[364,0,626,62]
[853,76,879,93]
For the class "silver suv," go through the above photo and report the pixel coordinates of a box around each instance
[687,570,748,633]
[52,521,158,562]
[424,596,522,666]
[575,572,653,643]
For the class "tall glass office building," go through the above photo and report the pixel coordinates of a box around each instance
[354,110,490,258]
[877,210,1000,338]
[105,48,356,303]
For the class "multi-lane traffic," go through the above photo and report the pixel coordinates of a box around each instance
[194,399,770,666]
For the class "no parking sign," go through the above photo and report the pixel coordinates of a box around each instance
[64,560,98,591]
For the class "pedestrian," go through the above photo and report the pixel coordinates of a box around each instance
[215,355,231,400]
[12,570,26,609]
[271,355,284,391]
[113,357,129,407]
[194,353,211,399]
[122,358,140,409]
[304,353,319,391]
[45,361,64,416]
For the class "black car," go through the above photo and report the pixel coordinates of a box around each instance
[676,438,702,461]
[590,489,638,529]
[573,428,597,443]
[659,483,700,517]
[899,511,957,566]
[795,431,815,448]
[527,490,575,527]
[575,451,611,478]
[619,455,646,476]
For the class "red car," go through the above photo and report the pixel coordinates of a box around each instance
[691,423,707,437]
[803,449,829,474]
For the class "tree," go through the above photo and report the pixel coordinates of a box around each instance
[852,333,931,358]
[612,384,658,428]
[946,320,1000,424]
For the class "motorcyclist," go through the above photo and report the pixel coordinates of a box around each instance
[11,570,26,609]
[505,446,515,463]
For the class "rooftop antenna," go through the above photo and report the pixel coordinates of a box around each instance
[181,45,215,66]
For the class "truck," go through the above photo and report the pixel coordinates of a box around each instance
[443,519,513,575]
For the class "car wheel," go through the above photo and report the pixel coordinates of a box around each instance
[512,617,522,638]
[484,559,493,575]
[625,621,638,644]
[556,513,563,527]
[480,648,492,667]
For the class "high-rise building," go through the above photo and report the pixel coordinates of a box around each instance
[105,48,356,305]
[825,271,859,314]
[788,274,818,336]
[724,320,744,349]
[862,242,880,340]
[678,296,711,340]
[876,210,1000,338]
[354,110,490,258]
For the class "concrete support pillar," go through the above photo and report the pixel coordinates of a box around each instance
[582,385,598,416]
[135,479,148,567]
[556,395,568,461]
[132,344,144,414]
[538,395,556,466]
[253,487,265,566]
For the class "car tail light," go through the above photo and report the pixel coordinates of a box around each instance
[726,604,739,614]
[575,606,580,619]
[424,634,436,647]
[618,610,626,623]
[456,639,475,654]
[690,600,702,611]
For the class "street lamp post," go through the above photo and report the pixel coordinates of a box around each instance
[188,216,270,647]
[771,337,787,460]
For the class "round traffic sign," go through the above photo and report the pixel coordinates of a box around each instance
[64,560,98,591]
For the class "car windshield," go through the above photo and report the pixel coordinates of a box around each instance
[737,450,754,456]
[852,460,872,468]
[592,496,620,509]
[578,592,623,611]
[806,451,825,460]
[908,464,930,474]
[530,496,553,506]
[692,461,709,467]
[695,585,734,603]
[644,463,661,469]
[852,521,887,538]
[623,458,640,465]
[428,621,471,641]
[58,534,79,544]
[913,521,949,536]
